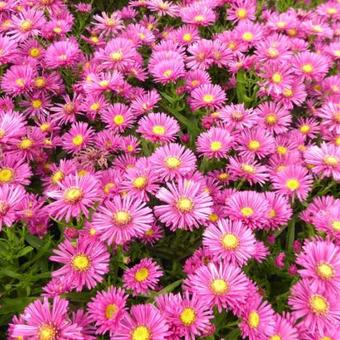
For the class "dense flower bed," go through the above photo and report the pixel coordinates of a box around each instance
[1,0,340,339]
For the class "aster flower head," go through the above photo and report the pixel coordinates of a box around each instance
[190,84,226,110]
[289,278,340,334]
[61,122,94,154]
[155,178,213,231]
[272,165,313,201]
[181,3,217,27]
[50,236,110,291]
[203,218,256,266]
[150,143,196,180]
[87,286,128,335]
[46,174,99,222]
[220,103,258,131]
[102,103,135,133]
[114,304,170,340]
[296,239,340,294]
[123,258,163,295]
[184,261,250,312]
[137,112,179,143]
[11,297,83,340]
[92,194,154,246]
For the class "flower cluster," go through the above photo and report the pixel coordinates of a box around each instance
[1,0,340,339]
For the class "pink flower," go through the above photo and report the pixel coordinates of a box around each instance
[87,287,128,335]
[92,194,154,245]
[50,236,110,291]
[184,261,250,312]
[203,218,256,266]
[190,84,226,110]
[123,258,163,295]
[114,304,170,339]
[155,178,213,231]
[46,174,99,222]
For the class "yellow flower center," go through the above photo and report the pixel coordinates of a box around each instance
[265,114,277,125]
[241,206,254,217]
[20,19,32,31]
[51,170,64,184]
[135,267,149,282]
[165,156,181,169]
[248,140,260,151]
[218,172,229,181]
[114,210,131,225]
[103,182,115,194]
[19,138,33,149]
[64,187,83,203]
[277,21,286,28]
[29,48,41,58]
[209,213,219,222]
[90,36,99,43]
[113,114,125,126]
[272,72,282,84]
[203,94,214,103]
[286,178,300,191]
[277,146,287,155]
[38,324,56,340]
[323,156,338,166]
[133,176,147,189]
[248,311,260,328]
[321,337,333,340]
[105,303,118,319]
[316,263,334,280]
[163,69,173,78]
[334,49,340,57]
[35,77,46,88]
[242,32,254,42]
[180,307,196,326]
[267,47,279,58]
[332,220,340,231]
[152,125,165,135]
[283,88,293,97]
[309,294,329,315]
[132,326,150,340]
[183,33,192,42]
[194,15,204,22]
[210,278,229,294]
[32,99,42,109]
[302,63,313,73]
[72,134,84,146]
[176,197,193,212]
[0,168,13,183]
[300,124,310,134]
[287,28,297,37]
[237,8,247,19]
[90,102,100,111]
[111,51,123,61]
[99,80,109,88]
[72,254,90,271]
[270,335,282,340]
[40,123,50,132]
[210,141,222,151]
[268,209,276,218]
[241,164,255,173]
[222,233,239,250]
[327,7,337,15]
[145,228,154,236]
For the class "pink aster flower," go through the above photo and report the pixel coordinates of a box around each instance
[296,239,340,294]
[0,153,31,187]
[155,178,213,231]
[181,3,216,27]
[137,112,179,143]
[62,122,95,154]
[11,297,83,340]
[317,102,340,133]
[0,184,24,230]
[272,165,313,201]
[184,261,250,312]
[92,194,154,245]
[45,39,82,69]
[227,155,269,186]
[114,304,170,339]
[203,218,256,266]
[234,20,263,47]
[190,84,226,110]
[130,90,161,116]
[149,58,185,84]
[304,143,340,181]
[225,191,270,230]
[92,12,124,36]
[123,258,163,295]
[227,0,256,23]
[289,278,340,334]
[0,35,18,65]
[150,143,196,180]
[220,103,258,131]
[156,292,213,340]
[239,294,275,340]
[87,286,128,336]
[293,51,330,80]
[196,127,233,159]
[9,9,46,41]
[102,103,135,133]
[236,128,275,159]
[46,174,99,222]
[50,236,109,291]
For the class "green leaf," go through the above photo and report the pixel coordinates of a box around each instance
[15,246,33,258]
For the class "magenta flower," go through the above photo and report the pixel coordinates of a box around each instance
[190,84,226,110]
